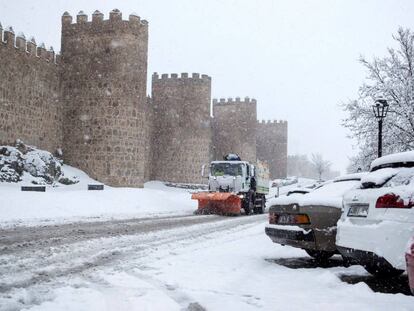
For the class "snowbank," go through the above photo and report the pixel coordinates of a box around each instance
[0,160,199,227]
[0,141,203,227]
[0,179,196,227]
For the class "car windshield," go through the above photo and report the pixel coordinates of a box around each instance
[211,163,243,176]
[361,165,414,189]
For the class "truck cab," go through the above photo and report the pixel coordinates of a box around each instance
[194,154,268,215]
[208,160,254,194]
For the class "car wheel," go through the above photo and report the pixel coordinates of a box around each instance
[363,263,404,277]
[305,249,335,262]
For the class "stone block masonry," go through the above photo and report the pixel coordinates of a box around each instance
[0,9,288,186]
[212,97,257,163]
[0,25,62,154]
[61,10,149,187]
[257,120,288,179]
[151,73,212,184]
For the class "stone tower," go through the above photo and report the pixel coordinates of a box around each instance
[256,120,288,178]
[60,10,149,186]
[212,97,257,163]
[151,73,212,183]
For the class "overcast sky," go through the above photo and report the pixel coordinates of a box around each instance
[1,0,414,173]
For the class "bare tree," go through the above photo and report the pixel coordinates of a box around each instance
[343,27,414,169]
[310,153,332,180]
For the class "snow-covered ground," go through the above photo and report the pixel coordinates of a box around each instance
[0,165,198,228]
[1,166,314,228]
[1,216,412,311]
[1,169,413,310]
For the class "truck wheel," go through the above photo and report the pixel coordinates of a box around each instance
[244,191,255,215]
[253,196,265,214]
[259,198,265,214]
[244,197,253,215]
[245,201,252,215]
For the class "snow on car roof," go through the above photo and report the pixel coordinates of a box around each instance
[333,172,367,182]
[300,178,361,208]
[370,151,414,171]
[269,177,361,209]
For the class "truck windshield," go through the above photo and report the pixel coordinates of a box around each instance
[211,163,243,176]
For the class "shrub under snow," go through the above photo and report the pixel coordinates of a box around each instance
[0,140,78,185]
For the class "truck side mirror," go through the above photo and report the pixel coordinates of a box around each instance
[201,164,209,179]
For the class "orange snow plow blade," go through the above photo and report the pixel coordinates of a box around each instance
[191,192,242,216]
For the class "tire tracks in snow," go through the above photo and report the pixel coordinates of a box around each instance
[0,214,266,308]
[0,214,221,254]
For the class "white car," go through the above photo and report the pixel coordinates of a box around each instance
[337,151,414,276]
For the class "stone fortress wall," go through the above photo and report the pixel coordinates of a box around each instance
[0,9,288,185]
[61,10,149,187]
[151,73,212,184]
[0,24,62,154]
[256,120,288,179]
[212,98,257,163]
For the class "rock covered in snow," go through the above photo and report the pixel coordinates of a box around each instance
[0,140,78,185]
[23,148,62,183]
[0,146,24,182]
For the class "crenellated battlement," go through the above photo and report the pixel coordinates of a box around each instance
[152,72,211,82]
[212,97,257,105]
[61,9,148,35]
[0,23,60,64]
[257,119,288,125]
[0,9,288,185]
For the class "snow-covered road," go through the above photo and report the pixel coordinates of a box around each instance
[1,214,413,311]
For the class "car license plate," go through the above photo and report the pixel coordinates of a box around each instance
[277,214,295,224]
[347,204,369,217]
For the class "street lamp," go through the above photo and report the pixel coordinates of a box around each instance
[372,99,389,158]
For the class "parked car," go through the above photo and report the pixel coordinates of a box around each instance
[337,151,414,276]
[286,188,312,196]
[406,237,414,295]
[271,177,298,188]
[265,173,365,261]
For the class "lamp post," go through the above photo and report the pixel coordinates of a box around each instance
[372,99,389,158]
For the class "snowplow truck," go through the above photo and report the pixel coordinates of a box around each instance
[192,154,270,215]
